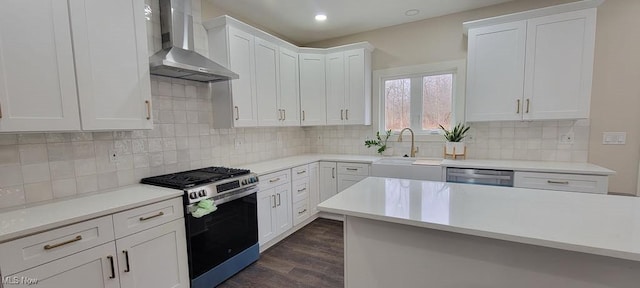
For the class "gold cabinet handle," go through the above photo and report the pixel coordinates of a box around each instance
[234,106,239,120]
[269,177,281,183]
[44,235,82,250]
[277,193,281,206]
[298,188,306,192]
[345,109,349,120]
[296,170,306,175]
[516,99,520,114]
[139,211,164,221]
[277,109,282,120]
[332,167,335,179]
[298,209,307,215]
[107,255,116,279]
[272,195,276,208]
[547,180,569,185]
[302,110,305,121]
[145,100,151,120]
[123,250,131,272]
[525,99,530,114]
[340,109,344,120]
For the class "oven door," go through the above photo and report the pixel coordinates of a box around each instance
[186,186,258,279]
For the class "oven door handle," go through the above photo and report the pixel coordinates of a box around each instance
[188,186,258,213]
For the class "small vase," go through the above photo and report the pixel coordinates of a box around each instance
[382,147,394,156]
[445,142,466,158]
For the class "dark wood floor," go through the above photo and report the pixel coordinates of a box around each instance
[218,219,344,288]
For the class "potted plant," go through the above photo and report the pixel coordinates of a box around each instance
[365,130,393,156]
[439,123,470,157]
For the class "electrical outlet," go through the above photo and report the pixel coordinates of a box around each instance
[108,149,119,163]
[602,132,626,145]
[465,134,475,144]
[559,132,574,144]
[234,138,243,149]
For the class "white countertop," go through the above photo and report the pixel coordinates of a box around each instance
[0,185,182,243]
[441,159,615,175]
[238,154,381,175]
[318,177,640,261]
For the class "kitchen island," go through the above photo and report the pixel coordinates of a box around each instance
[318,177,640,288]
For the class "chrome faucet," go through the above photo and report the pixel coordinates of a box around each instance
[398,128,418,157]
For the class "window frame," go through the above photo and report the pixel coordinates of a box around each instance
[372,60,466,141]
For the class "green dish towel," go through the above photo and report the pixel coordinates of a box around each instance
[192,199,217,218]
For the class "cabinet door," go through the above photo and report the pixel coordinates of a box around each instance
[299,53,327,126]
[255,37,280,127]
[319,162,338,202]
[70,0,152,130]
[344,49,369,125]
[228,26,257,127]
[338,174,367,193]
[116,219,189,288]
[7,242,119,288]
[466,21,526,122]
[257,188,277,246]
[274,183,292,234]
[326,52,345,125]
[308,162,320,214]
[0,0,80,132]
[523,9,596,120]
[279,47,300,126]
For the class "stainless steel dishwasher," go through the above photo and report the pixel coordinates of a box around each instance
[446,168,514,187]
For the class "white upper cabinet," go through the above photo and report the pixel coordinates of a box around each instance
[0,0,152,132]
[523,9,596,120]
[255,37,280,127]
[209,25,258,128]
[465,2,599,122]
[326,48,372,125]
[466,21,527,122]
[0,0,81,132]
[278,47,300,126]
[205,16,373,128]
[299,53,327,126]
[70,0,152,130]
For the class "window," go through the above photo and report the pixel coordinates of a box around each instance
[374,60,466,138]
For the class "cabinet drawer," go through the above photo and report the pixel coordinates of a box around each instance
[259,170,291,190]
[337,162,369,176]
[291,164,310,181]
[0,215,114,275]
[293,199,310,226]
[113,197,183,239]
[292,178,310,203]
[514,172,608,194]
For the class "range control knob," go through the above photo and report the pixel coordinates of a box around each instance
[198,190,206,197]
[189,192,198,199]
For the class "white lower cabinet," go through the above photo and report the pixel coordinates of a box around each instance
[7,242,120,288]
[116,219,190,288]
[319,161,370,201]
[514,171,608,194]
[308,162,320,214]
[257,170,292,246]
[319,162,338,203]
[0,197,188,288]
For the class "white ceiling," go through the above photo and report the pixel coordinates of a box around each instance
[207,0,515,44]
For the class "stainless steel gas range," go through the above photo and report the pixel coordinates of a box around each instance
[141,167,259,288]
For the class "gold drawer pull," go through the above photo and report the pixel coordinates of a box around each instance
[298,209,307,215]
[298,188,307,192]
[346,168,358,171]
[139,211,164,221]
[269,178,281,183]
[44,235,82,250]
[547,180,569,185]
[296,170,306,175]
[145,100,151,120]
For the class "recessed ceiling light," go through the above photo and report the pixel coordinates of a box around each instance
[405,9,420,16]
[315,14,327,21]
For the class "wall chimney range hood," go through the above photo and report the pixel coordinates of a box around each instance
[149,0,238,82]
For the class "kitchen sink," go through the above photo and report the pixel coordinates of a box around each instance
[371,158,443,181]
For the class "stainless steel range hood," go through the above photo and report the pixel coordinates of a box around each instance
[149,0,238,82]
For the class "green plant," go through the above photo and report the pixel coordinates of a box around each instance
[365,130,392,154]
[439,123,470,142]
